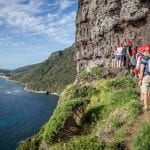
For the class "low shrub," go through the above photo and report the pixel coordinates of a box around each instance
[81,105,105,124]
[79,71,90,81]
[74,86,98,99]
[91,67,102,77]
[73,86,91,98]
[60,84,77,102]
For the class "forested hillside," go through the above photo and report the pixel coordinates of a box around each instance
[10,64,39,80]
[10,46,77,93]
[0,69,10,76]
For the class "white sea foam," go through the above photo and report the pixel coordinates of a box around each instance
[6,92,11,94]
[14,90,20,93]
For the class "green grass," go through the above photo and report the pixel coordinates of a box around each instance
[17,135,41,150]
[79,71,90,81]
[95,76,135,92]
[100,88,138,108]
[60,84,97,102]
[81,105,104,124]
[79,67,102,82]
[51,136,105,150]
[43,98,90,141]
[111,116,122,129]
[17,76,142,150]
[108,127,128,150]
[66,136,105,150]
[125,100,142,119]
[91,67,102,77]
[133,123,150,150]
[80,76,139,122]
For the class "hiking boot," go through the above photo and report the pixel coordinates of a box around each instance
[143,108,150,113]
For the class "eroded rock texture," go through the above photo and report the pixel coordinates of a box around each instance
[75,0,150,72]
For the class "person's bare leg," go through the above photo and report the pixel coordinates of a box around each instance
[112,60,116,68]
[121,61,124,67]
[112,62,115,68]
[117,60,119,68]
[118,60,121,67]
[140,92,144,101]
[112,62,114,68]
[143,92,148,109]
[115,60,117,68]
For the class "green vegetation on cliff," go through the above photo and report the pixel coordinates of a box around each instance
[133,122,150,150]
[10,64,39,80]
[0,69,10,76]
[10,46,76,93]
[18,70,146,150]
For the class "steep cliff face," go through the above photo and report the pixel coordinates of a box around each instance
[75,0,150,72]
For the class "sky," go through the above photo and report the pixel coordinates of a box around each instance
[0,0,78,69]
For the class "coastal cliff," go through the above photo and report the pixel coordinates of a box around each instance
[75,0,150,72]
[17,1,150,150]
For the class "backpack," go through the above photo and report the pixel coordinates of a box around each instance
[136,55,143,71]
[141,56,150,75]
[146,57,150,74]
[122,47,126,56]
[131,55,136,66]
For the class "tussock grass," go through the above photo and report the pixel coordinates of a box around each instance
[51,136,105,150]
[43,98,90,142]
[133,122,150,150]
[18,75,142,150]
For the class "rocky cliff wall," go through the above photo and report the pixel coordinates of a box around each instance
[75,0,150,72]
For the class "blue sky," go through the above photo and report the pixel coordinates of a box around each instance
[0,0,77,69]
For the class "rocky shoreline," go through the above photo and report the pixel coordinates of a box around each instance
[24,85,59,96]
[0,76,59,96]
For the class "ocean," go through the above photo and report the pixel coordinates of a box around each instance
[0,77,59,150]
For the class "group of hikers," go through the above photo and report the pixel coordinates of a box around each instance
[112,39,150,112]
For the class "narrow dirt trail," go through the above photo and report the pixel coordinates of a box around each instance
[125,111,150,150]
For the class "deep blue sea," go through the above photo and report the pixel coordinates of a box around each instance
[0,77,59,150]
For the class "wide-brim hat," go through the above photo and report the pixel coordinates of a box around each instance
[144,45,150,51]
[132,49,137,55]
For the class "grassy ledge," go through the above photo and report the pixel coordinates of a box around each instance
[18,71,144,150]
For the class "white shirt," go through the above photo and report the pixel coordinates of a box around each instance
[116,47,123,55]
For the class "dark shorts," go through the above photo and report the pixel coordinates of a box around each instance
[114,55,117,59]
[116,55,124,61]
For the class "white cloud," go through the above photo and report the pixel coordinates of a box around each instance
[59,0,75,10]
[0,0,77,45]
[0,36,12,45]
[13,41,25,47]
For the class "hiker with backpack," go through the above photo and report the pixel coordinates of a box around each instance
[123,39,132,69]
[131,48,137,75]
[134,46,144,78]
[112,46,117,68]
[139,46,150,111]
[116,43,124,68]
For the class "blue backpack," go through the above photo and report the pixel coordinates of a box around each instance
[141,56,150,75]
